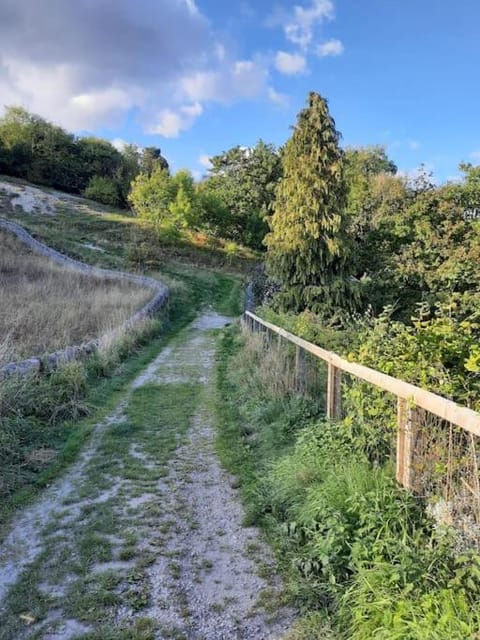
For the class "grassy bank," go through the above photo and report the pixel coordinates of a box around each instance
[215,325,480,639]
[0,264,242,538]
[0,175,258,275]
[0,229,153,365]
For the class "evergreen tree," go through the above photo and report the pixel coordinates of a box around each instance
[265,92,355,314]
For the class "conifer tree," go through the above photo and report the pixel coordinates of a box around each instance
[265,92,355,313]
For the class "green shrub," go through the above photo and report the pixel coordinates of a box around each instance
[258,301,480,464]
[84,175,121,206]
[216,325,480,639]
[262,422,435,605]
[340,301,480,464]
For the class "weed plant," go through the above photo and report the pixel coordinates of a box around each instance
[216,326,480,639]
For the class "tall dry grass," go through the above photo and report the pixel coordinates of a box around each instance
[0,230,152,365]
[239,322,327,400]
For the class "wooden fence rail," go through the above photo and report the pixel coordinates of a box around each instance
[243,310,480,491]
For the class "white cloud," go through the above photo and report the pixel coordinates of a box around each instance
[269,0,335,50]
[234,61,268,98]
[149,103,203,138]
[0,0,214,133]
[181,60,267,103]
[0,0,334,139]
[181,71,219,103]
[274,51,307,75]
[268,87,290,108]
[71,87,134,118]
[198,154,212,169]
[408,139,420,150]
[111,138,128,151]
[446,174,462,183]
[316,38,344,57]
[184,0,200,15]
[470,150,480,161]
[215,43,227,62]
[397,163,437,185]
[0,0,275,138]
[182,103,203,118]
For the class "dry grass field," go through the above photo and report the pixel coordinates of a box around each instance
[0,230,153,366]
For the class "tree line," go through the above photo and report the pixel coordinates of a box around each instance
[2,98,480,314]
[0,106,281,251]
[128,140,281,250]
[265,92,480,322]
[0,106,168,207]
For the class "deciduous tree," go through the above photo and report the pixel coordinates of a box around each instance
[201,140,281,249]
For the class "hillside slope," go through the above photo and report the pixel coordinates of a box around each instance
[0,227,154,366]
[0,175,258,276]
[0,183,296,639]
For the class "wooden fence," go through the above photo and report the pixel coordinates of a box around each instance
[243,310,480,494]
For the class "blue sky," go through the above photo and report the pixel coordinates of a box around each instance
[1,0,479,181]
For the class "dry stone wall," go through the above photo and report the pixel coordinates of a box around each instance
[0,218,169,379]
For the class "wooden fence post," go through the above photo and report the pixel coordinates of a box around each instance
[266,327,273,347]
[396,398,418,489]
[327,363,342,419]
[295,346,306,393]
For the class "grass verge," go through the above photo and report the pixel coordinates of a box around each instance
[215,325,480,639]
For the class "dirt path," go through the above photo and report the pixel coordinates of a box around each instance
[0,312,294,640]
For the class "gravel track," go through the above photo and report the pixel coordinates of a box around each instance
[0,312,294,639]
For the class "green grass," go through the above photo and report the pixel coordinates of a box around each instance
[0,372,202,639]
[93,382,201,487]
[214,325,480,640]
[0,174,258,275]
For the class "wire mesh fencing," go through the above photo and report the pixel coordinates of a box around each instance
[242,311,480,544]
